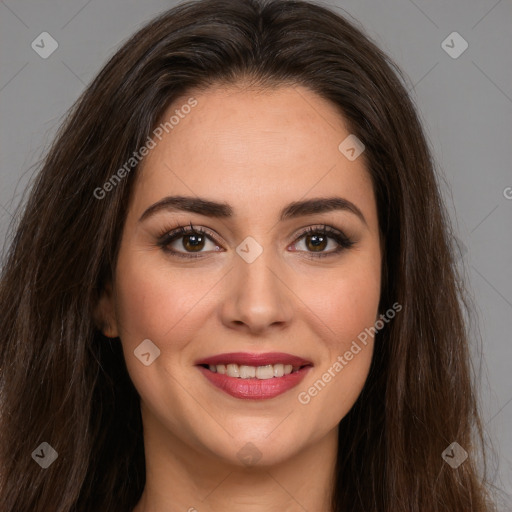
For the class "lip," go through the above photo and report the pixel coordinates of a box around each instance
[197,365,312,400]
[195,352,313,400]
[195,352,312,367]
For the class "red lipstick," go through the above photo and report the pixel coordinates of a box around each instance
[195,352,313,400]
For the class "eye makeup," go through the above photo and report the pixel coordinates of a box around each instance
[156,221,356,260]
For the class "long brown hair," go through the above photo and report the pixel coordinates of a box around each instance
[0,0,496,510]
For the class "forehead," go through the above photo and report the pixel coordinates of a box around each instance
[132,84,375,223]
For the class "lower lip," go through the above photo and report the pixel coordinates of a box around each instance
[197,365,312,400]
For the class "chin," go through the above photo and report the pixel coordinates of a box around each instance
[208,425,310,468]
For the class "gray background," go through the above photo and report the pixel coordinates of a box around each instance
[1,0,511,508]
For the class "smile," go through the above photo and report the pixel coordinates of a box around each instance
[195,352,313,400]
[204,363,300,379]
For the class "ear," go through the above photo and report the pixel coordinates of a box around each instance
[93,281,119,338]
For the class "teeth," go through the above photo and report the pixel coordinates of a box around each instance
[273,363,284,377]
[256,365,274,379]
[239,365,256,379]
[226,364,240,378]
[207,363,301,379]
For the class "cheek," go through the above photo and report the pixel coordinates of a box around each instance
[307,275,378,371]
[296,257,381,349]
[112,250,210,416]
[114,249,216,346]
[292,260,380,422]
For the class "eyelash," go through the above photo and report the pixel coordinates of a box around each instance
[156,222,355,259]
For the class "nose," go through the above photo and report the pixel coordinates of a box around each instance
[219,247,294,335]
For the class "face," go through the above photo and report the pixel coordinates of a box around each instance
[97,83,382,467]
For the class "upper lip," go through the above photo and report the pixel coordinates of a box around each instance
[195,352,313,367]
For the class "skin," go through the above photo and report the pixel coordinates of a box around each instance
[96,83,382,512]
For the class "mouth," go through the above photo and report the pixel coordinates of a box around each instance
[195,352,313,400]
[199,362,305,378]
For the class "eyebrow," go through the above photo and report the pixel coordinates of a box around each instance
[139,195,367,226]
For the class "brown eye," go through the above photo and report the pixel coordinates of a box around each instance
[304,233,328,252]
[291,225,355,258]
[158,225,223,258]
[181,232,206,252]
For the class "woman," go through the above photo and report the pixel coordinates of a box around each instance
[0,0,497,510]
